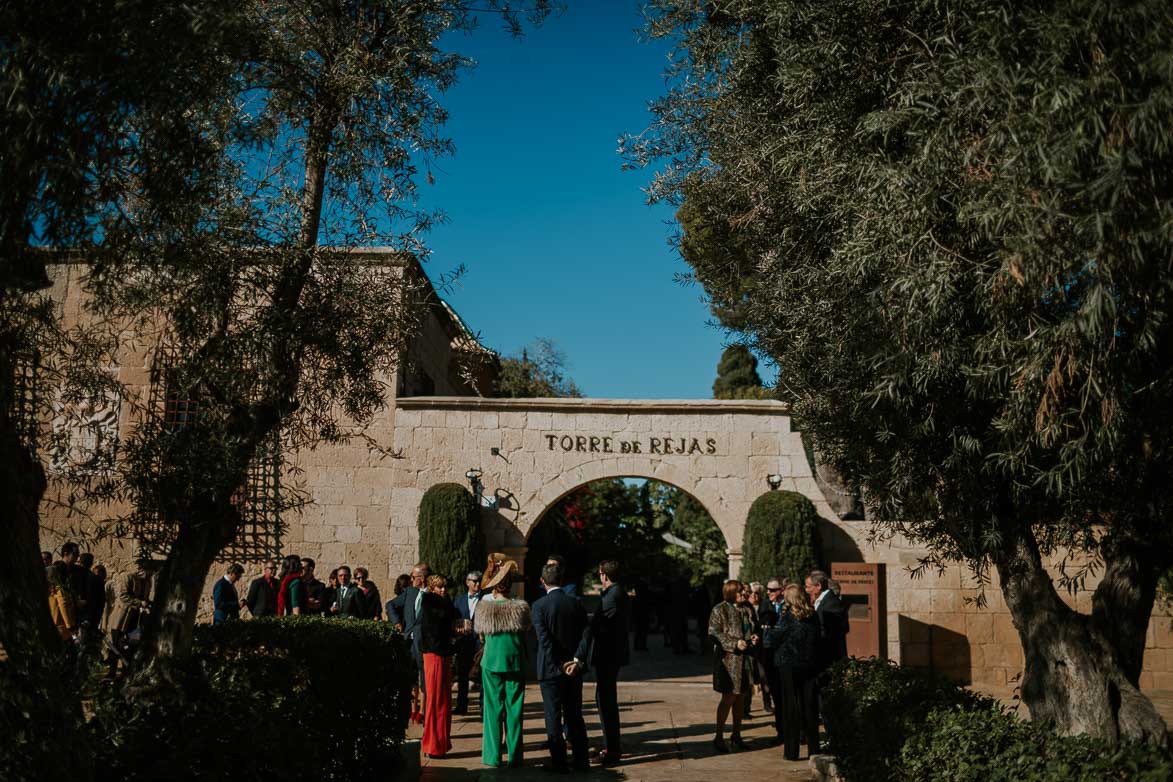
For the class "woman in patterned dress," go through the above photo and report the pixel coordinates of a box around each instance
[708,579,757,753]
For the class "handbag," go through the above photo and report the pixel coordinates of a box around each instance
[468,645,484,680]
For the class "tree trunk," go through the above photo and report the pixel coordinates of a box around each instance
[995,526,1170,747]
[0,371,91,779]
[124,495,238,697]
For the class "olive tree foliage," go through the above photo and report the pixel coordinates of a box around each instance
[93,0,555,693]
[625,0,1172,745]
[493,337,583,398]
[1,0,555,705]
[1,1,248,776]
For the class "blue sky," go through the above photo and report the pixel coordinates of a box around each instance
[414,2,734,399]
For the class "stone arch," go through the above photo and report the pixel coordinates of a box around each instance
[524,457,735,552]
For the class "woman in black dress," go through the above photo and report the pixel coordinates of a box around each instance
[764,583,821,760]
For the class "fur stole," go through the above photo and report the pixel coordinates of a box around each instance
[474,597,531,635]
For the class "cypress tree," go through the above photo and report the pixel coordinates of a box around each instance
[417,483,485,584]
[712,345,763,399]
[741,490,821,585]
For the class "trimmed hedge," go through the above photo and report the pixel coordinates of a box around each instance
[91,617,414,781]
[823,657,1172,782]
[902,701,1172,782]
[740,489,822,584]
[418,481,485,582]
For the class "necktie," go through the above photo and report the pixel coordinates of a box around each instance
[414,588,422,617]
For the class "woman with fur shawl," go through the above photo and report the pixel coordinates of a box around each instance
[474,555,531,767]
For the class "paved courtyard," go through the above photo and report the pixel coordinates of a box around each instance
[411,640,814,782]
[410,634,1173,782]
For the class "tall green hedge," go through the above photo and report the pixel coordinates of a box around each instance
[418,482,485,582]
[91,617,414,781]
[740,489,822,584]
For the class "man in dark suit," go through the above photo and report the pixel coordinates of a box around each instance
[584,559,629,766]
[387,562,430,692]
[331,565,363,617]
[543,554,577,598]
[245,560,278,618]
[452,569,483,714]
[805,569,850,667]
[761,577,786,742]
[212,564,244,624]
[531,561,590,772]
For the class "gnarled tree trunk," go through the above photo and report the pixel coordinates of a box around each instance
[995,526,1169,747]
[0,370,91,779]
[124,494,240,697]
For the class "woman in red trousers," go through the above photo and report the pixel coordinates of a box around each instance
[418,574,464,759]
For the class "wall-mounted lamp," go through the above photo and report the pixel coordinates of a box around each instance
[465,468,499,509]
[766,473,783,491]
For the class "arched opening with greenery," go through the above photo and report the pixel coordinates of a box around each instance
[524,477,727,604]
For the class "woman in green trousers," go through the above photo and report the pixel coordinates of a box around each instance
[473,557,530,767]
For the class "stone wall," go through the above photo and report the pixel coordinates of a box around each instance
[35,254,480,623]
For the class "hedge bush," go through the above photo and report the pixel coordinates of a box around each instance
[740,489,822,584]
[823,657,1173,782]
[91,617,414,781]
[418,481,485,582]
[902,701,1173,782]
[821,657,990,781]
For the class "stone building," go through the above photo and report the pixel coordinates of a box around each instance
[35,250,1173,692]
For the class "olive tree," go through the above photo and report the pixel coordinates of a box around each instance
[627,0,1172,744]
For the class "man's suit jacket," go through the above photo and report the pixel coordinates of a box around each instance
[212,577,240,624]
[544,582,578,599]
[453,592,481,656]
[815,591,850,665]
[108,571,151,633]
[334,583,362,617]
[246,575,278,618]
[387,585,424,659]
[531,588,589,681]
[585,583,630,671]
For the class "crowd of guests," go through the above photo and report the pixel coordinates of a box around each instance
[210,555,392,622]
[369,553,631,771]
[708,569,848,761]
[44,540,846,767]
[43,542,153,676]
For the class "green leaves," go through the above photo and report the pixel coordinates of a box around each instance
[633,0,1173,572]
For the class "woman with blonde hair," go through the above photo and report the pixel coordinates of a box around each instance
[474,555,531,767]
[419,574,462,758]
[708,579,757,753]
[764,583,821,760]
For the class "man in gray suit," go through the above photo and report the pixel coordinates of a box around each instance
[387,562,430,691]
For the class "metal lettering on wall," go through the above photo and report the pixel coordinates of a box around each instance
[543,434,718,456]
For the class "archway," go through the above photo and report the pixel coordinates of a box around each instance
[523,475,729,659]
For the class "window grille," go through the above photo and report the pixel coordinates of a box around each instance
[135,349,283,562]
[9,349,39,451]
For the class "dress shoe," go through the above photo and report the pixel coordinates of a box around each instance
[712,737,729,754]
[730,736,750,750]
[595,749,621,767]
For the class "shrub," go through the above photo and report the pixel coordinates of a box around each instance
[901,701,1173,782]
[418,481,485,582]
[740,489,822,584]
[823,657,1173,782]
[821,657,990,781]
[91,617,414,781]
